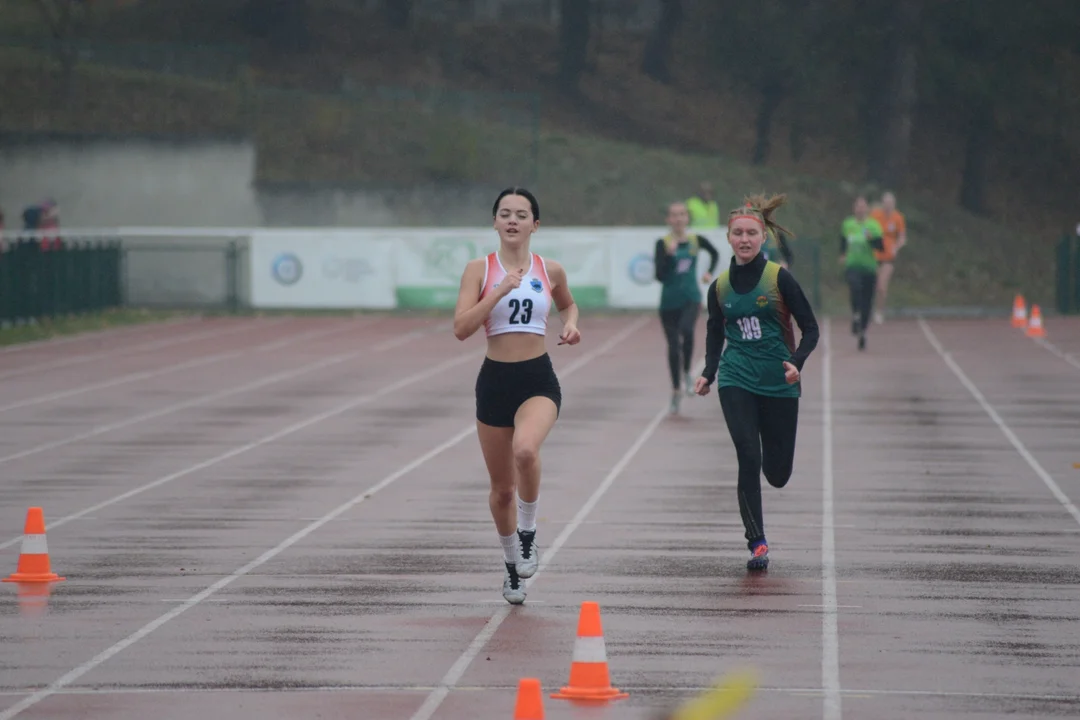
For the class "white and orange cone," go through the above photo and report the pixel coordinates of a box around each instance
[513,678,545,719]
[1011,294,1027,329]
[3,507,64,584]
[1026,304,1047,338]
[550,601,628,703]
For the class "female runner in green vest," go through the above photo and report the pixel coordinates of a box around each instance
[693,194,819,571]
[654,200,720,414]
[840,196,884,351]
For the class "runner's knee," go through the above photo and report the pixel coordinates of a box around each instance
[513,442,539,471]
[763,462,792,488]
[490,486,515,509]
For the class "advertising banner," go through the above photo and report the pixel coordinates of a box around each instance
[249,230,396,308]
[248,226,730,311]
[394,229,608,309]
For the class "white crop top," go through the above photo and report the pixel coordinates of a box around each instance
[479,251,554,338]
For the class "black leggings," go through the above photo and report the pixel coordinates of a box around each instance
[846,268,877,333]
[719,385,799,548]
[659,302,699,390]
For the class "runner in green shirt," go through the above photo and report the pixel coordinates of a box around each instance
[839,196,884,351]
[654,200,720,414]
[694,193,819,572]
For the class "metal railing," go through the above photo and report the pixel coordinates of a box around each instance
[0,237,122,326]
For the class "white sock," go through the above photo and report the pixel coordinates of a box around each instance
[499,532,519,564]
[517,497,538,532]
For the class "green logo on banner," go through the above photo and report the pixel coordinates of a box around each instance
[424,237,478,282]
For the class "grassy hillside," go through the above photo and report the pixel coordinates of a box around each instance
[0,0,1073,313]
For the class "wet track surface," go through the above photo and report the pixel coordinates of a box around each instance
[1,313,1079,719]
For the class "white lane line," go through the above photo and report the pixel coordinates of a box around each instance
[0,344,473,553]
[920,319,1080,526]
[0,685,1078,702]
[0,317,646,720]
[0,323,441,471]
[821,317,842,720]
[0,320,370,414]
[801,604,861,609]
[0,316,201,355]
[410,384,675,720]
[0,318,291,382]
[1032,336,1080,372]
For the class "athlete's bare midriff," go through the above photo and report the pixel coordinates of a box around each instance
[485,331,549,363]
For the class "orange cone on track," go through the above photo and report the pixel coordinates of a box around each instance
[1012,294,1027,328]
[3,507,64,584]
[513,678,545,720]
[1026,305,1046,338]
[551,601,629,703]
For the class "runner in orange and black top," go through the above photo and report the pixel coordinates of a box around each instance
[869,191,907,325]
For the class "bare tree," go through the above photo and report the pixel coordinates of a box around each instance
[641,0,682,84]
[32,0,91,99]
[239,0,311,52]
[877,0,923,188]
[558,0,591,94]
[384,0,411,30]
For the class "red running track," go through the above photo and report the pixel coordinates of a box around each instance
[1,312,1078,720]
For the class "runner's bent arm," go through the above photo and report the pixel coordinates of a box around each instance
[838,234,884,257]
[453,259,505,340]
[698,236,721,275]
[700,284,726,385]
[547,260,580,341]
[776,267,819,370]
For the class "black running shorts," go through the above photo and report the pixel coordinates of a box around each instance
[475,353,562,428]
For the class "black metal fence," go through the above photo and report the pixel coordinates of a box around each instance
[1056,233,1080,315]
[0,237,123,326]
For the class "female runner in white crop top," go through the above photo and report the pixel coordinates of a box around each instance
[453,187,581,605]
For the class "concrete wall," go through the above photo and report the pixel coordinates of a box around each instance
[0,137,499,230]
[0,138,262,228]
[0,136,504,308]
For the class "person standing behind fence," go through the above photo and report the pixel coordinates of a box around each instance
[38,199,61,251]
[840,196,884,351]
[654,201,720,415]
[869,191,906,324]
[687,182,720,230]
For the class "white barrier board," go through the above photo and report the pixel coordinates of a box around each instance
[247,226,731,310]
[249,230,396,308]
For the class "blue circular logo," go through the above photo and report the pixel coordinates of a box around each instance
[271,253,303,286]
[628,253,654,286]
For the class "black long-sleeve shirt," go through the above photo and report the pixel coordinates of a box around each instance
[701,252,820,385]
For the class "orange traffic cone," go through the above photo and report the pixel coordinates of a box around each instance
[551,601,628,703]
[1026,305,1047,338]
[3,507,64,584]
[513,678,545,720]
[1011,294,1027,328]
